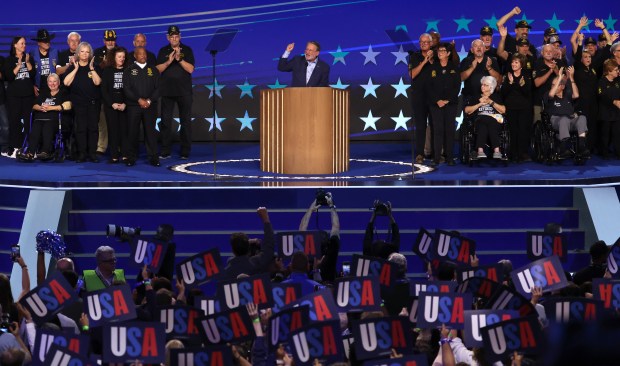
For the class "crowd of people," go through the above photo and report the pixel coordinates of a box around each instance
[409,7,620,165]
[1,194,619,365]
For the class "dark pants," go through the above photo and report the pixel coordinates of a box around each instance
[160,94,193,156]
[411,97,431,157]
[0,104,8,150]
[6,95,34,150]
[430,104,457,163]
[73,101,101,158]
[28,119,57,154]
[103,106,128,160]
[506,107,533,159]
[600,119,620,158]
[127,104,158,160]
[581,101,598,152]
[476,117,501,149]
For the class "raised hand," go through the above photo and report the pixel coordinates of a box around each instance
[594,18,605,29]
[512,6,521,15]
[286,43,295,52]
[507,72,514,84]
[498,24,508,37]
[579,16,589,28]
[168,50,175,63]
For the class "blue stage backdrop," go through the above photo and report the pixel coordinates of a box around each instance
[0,1,615,141]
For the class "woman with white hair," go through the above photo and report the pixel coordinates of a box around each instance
[464,75,506,159]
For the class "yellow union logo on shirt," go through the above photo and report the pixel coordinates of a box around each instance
[431,70,437,77]
[147,68,153,76]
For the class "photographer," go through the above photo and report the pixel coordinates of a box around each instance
[363,200,400,259]
[573,240,609,285]
[299,191,340,283]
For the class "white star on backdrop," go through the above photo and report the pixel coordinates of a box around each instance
[391,77,410,98]
[457,44,469,60]
[361,44,380,65]
[391,45,409,65]
[330,77,349,90]
[360,110,380,131]
[236,111,256,131]
[205,79,225,99]
[391,110,411,131]
[206,112,226,131]
[361,77,380,98]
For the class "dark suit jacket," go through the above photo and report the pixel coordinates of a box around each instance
[277,55,330,87]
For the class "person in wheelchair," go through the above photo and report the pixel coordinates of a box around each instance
[22,73,71,161]
[464,75,506,159]
[544,66,589,158]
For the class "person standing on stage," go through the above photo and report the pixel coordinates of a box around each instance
[31,29,58,97]
[124,47,161,167]
[127,33,157,65]
[156,25,195,160]
[408,33,435,164]
[57,32,81,76]
[93,30,118,157]
[277,41,330,87]
[101,47,128,164]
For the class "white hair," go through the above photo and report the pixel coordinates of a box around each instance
[480,75,497,91]
[471,39,484,48]
[77,42,93,59]
[67,32,81,41]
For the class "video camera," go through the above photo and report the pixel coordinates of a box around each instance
[371,200,390,216]
[0,305,10,333]
[315,188,333,207]
[106,225,141,242]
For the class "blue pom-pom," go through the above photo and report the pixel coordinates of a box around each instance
[36,230,67,259]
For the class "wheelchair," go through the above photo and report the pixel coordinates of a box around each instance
[531,111,589,166]
[17,112,67,163]
[460,114,510,167]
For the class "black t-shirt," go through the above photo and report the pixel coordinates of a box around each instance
[532,59,557,106]
[94,46,113,68]
[3,55,35,97]
[544,86,575,116]
[0,55,6,104]
[427,61,461,104]
[57,49,76,67]
[65,64,102,104]
[156,43,195,97]
[37,50,53,92]
[500,71,532,110]
[101,67,125,106]
[407,51,433,101]
[466,92,504,124]
[33,89,67,121]
[598,77,620,121]
[574,63,599,104]
[459,55,499,100]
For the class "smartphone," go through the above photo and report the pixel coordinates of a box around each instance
[10,244,20,262]
[342,261,350,276]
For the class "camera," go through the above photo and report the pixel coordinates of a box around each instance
[10,244,20,262]
[0,306,10,333]
[372,201,390,216]
[106,225,141,242]
[315,189,332,207]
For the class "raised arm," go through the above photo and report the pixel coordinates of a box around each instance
[571,16,589,55]
[496,6,521,29]
[497,25,510,61]
[548,67,563,98]
[299,199,319,231]
[567,66,579,99]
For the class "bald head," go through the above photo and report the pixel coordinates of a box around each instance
[56,257,75,272]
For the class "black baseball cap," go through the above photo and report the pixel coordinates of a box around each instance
[515,20,532,29]
[480,26,493,36]
[598,34,607,42]
[544,27,558,37]
[517,38,531,47]
[167,25,180,36]
[103,29,117,41]
[584,37,597,45]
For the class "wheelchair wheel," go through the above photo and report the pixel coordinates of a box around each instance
[460,125,471,165]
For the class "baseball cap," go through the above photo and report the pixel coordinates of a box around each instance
[598,34,607,42]
[515,20,532,29]
[548,35,562,45]
[104,29,117,41]
[167,25,180,36]
[544,27,558,37]
[517,38,531,47]
[584,37,597,45]
[480,26,493,36]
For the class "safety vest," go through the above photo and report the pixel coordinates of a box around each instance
[83,269,126,292]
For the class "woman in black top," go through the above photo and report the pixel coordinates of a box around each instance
[501,53,533,162]
[24,73,71,161]
[427,43,461,166]
[597,59,620,159]
[464,76,506,159]
[575,51,600,154]
[2,36,35,157]
[63,42,102,162]
[101,47,128,163]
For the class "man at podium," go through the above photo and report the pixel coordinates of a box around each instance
[278,41,330,87]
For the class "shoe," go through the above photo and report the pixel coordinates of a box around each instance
[125,159,136,167]
[447,160,455,166]
[96,150,105,156]
[180,154,189,160]
[159,153,171,159]
[89,155,100,163]
[477,151,487,158]
[415,155,424,164]
[430,160,439,167]
[108,158,119,164]
[75,155,86,163]
[520,153,532,162]
[439,156,446,164]
[3,148,19,159]
[492,151,502,159]
[37,152,52,161]
[149,157,161,167]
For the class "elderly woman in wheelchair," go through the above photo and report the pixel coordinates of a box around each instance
[463,76,507,160]
[543,66,589,160]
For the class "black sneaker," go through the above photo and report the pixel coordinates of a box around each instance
[149,157,161,167]
[89,155,100,163]
[125,159,136,167]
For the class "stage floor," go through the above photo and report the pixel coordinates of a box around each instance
[1,142,619,187]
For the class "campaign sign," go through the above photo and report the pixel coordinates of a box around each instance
[433,229,476,267]
[129,236,168,272]
[416,292,472,329]
[103,321,166,364]
[407,296,419,325]
[363,354,429,366]
[200,308,256,344]
[176,248,223,288]
[607,242,620,278]
[276,231,323,259]
[335,276,381,312]
[481,316,543,363]
[19,271,77,324]
[463,310,518,348]
[290,319,344,366]
[456,263,504,283]
[413,228,434,261]
[271,282,302,313]
[486,285,536,317]
[159,305,202,339]
[456,277,502,300]
[282,288,339,322]
[169,346,233,366]
[269,305,310,349]
[351,317,414,361]
[32,329,89,366]
[46,344,95,366]
[194,296,222,316]
[592,278,620,311]
[217,272,273,310]
[350,254,399,291]
[526,232,567,262]
[410,280,457,297]
[84,284,137,327]
[510,255,568,297]
[543,297,603,323]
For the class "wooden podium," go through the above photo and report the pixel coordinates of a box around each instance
[260,87,349,174]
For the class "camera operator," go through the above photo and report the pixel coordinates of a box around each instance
[572,240,609,285]
[363,200,400,259]
[299,192,340,283]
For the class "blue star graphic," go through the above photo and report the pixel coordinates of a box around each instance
[391,45,409,66]
[391,110,411,131]
[391,77,410,98]
[330,77,349,90]
[236,111,256,131]
[205,78,225,99]
[575,14,592,32]
[514,14,534,26]
[395,25,408,32]
[206,112,226,132]
[330,46,349,65]
[426,20,440,32]
[237,79,256,99]
[361,45,380,65]
[360,77,380,98]
[604,13,617,31]
[268,79,287,89]
[457,44,469,61]
[360,110,380,131]
[484,14,499,30]
[454,16,473,33]
[545,13,564,31]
